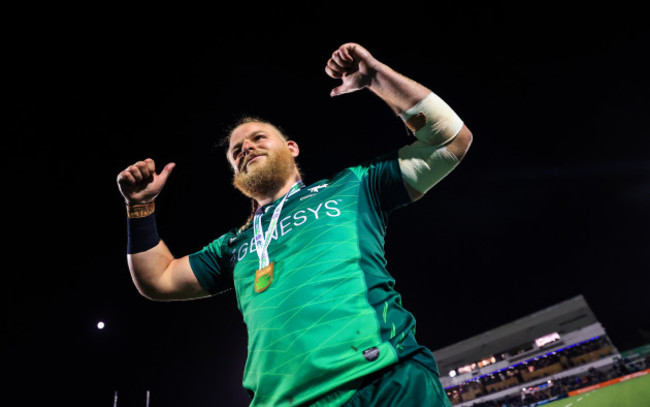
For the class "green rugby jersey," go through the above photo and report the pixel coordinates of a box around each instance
[189,151,440,406]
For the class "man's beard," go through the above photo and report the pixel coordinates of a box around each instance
[232,146,297,199]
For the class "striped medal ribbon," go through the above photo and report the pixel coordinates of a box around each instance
[252,181,303,285]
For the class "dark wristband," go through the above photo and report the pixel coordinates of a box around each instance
[127,212,161,254]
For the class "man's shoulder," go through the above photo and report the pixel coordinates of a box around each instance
[345,150,401,180]
[312,150,400,183]
[198,227,241,252]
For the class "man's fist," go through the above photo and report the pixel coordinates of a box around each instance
[325,43,379,97]
[117,158,175,205]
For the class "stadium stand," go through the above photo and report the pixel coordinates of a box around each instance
[432,295,648,406]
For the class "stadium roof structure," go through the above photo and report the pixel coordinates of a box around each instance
[433,295,603,376]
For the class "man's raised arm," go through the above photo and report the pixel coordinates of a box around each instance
[116,158,208,301]
[325,43,473,201]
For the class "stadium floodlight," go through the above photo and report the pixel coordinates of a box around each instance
[97,321,105,330]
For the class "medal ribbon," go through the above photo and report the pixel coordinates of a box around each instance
[253,181,303,269]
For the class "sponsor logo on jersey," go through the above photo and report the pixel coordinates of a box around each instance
[230,198,343,264]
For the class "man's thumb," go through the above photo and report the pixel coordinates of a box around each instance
[159,162,176,182]
[330,85,352,97]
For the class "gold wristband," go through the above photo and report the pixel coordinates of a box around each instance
[126,201,155,219]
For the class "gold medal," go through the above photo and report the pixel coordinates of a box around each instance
[254,262,274,293]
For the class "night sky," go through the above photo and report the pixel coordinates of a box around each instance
[4,4,649,406]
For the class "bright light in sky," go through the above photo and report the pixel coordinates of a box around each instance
[97,321,105,330]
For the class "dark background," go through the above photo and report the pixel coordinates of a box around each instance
[3,4,649,406]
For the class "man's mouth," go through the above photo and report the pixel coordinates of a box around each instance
[242,154,265,171]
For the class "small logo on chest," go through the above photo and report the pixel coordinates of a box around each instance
[308,184,328,193]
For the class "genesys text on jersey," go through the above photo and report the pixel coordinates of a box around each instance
[231,199,343,264]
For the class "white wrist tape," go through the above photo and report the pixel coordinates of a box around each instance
[398,141,460,194]
[400,92,464,147]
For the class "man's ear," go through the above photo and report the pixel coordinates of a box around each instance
[287,140,300,158]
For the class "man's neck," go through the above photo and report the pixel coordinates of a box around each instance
[255,174,302,207]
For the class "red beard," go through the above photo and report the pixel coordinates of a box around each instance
[232,145,297,199]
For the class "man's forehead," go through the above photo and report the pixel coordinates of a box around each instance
[229,122,281,148]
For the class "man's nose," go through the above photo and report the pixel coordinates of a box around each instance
[241,139,256,154]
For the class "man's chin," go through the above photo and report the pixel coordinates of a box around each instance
[233,168,272,198]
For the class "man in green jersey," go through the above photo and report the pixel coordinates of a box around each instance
[117,43,473,406]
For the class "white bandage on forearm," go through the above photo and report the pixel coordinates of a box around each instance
[400,92,464,147]
[398,141,460,194]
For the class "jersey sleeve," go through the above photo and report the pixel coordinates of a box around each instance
[188,233,235,295]
[352,150,412,217]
